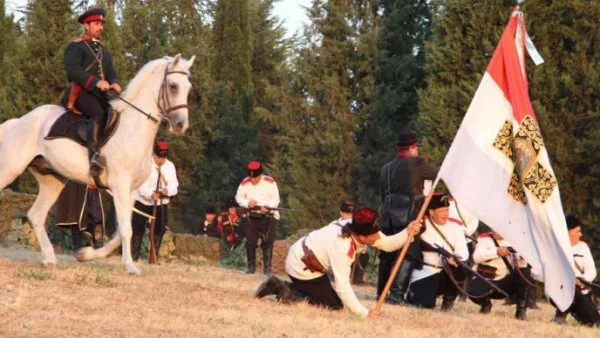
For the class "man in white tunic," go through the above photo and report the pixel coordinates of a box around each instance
[467,231,532,320]
[407,194,469,311]
[235,161,280,274]
[255,207,422,318]
[553,214,600,326]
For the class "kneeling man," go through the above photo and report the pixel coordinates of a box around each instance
[255,207,421,318]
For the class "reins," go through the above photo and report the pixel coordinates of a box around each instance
[108,62,190,124]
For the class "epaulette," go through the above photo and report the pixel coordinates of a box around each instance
[580,240,587,245]
[263,176,275,183]
[73,37,84,42]
[448,217,463,226]
[478,232,493,238]
[241,177,252,185]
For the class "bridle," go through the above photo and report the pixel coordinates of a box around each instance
[157,64,190,121]
[110,61,189,125]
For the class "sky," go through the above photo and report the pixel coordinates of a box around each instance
[5,0,311,38]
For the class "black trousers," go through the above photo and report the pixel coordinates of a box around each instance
[74,90,109,129]
[468,272,529,305]
[555,288,600,326]
[243,215,276,248]
[289,274,343,310]
[407,267,464,308]
[130,201,168,259]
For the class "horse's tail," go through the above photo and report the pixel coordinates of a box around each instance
[0,118,19,148]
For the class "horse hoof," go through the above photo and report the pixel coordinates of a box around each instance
[75,247,96,262]
[126,264,141,276]
[42,260,56,269]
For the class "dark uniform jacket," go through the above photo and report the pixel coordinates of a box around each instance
[62,38,120,105]
[379,156,438,232]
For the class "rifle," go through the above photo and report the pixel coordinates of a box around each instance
[430,242,509,298]
[237,205,304,216]
[578,277,600,290]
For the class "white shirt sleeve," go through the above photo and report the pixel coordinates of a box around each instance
[265,180,280,208]
[372,230,409,252]
[235,182,250,208]
[329,239,369,318]
[580,244,597,282]
[137,167,156,200]
[164,161,178,197]
[472,238,499,264]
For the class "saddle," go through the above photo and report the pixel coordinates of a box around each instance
[45,108,120,148]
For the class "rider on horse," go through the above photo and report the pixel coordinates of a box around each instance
[62,8,121,177]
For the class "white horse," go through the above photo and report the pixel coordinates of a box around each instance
[0,54,195,275]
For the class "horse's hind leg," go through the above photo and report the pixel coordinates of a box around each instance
[27,169,65,266]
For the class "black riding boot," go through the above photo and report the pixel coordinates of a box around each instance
[255,275,305,304]
[71,226,83,251]
[130,233,144,262]
[479,297,492,314]
[78,119,104,177]
[246,243,256,274]
[395,259,415,304]
[262,245,273,275]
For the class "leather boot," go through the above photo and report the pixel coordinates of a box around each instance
[441,295,455,312]
[262,246,273,275]
[255,275,281,298]
[130,233,144,262]
[78,119,104,177]
[246,243,256,274]
[479,298,492,314]
[394,259,415,304]
[553,310,567,324]
[515,297,528,320]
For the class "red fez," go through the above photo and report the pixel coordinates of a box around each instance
[349,208,379,236]
[395,131,418,148]
[78,8,106,24]
[247,161,263,177]
[154,140,169,157]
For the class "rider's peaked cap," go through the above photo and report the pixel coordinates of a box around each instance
[247,161,263,178]
[78,8,106,24]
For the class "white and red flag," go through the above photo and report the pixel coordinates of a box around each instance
[438,8,575,310]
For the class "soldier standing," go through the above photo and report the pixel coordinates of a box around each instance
[235,161,280,275]
[378,131,438,303]
[62,8,121,177]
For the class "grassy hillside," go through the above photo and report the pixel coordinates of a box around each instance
[0,246,597,338]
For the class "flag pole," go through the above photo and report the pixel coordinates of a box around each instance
[375,176,441,311]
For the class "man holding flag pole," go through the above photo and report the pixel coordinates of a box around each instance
[376,6,576,313]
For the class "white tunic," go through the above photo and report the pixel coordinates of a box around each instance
[410,218,469,284]
[285,220,410,317]
[448,199,479,242]
[135,158,178,206]
[472,235,527,281]
[235,176,280,219]
[572,241,596,294]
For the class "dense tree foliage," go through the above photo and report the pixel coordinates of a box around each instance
[0,1,597,259]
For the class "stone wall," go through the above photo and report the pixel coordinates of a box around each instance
[0,190,38,248]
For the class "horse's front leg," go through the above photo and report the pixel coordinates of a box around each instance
[112,183,140,275]
[27,169,65,266]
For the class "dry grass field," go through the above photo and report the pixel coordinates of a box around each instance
[0,245,597,338]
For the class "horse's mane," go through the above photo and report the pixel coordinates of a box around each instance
[111,57,172,111]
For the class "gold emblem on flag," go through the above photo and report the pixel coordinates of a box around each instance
[493,116,557,204]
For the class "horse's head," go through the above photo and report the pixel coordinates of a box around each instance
[160,54,196,135]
